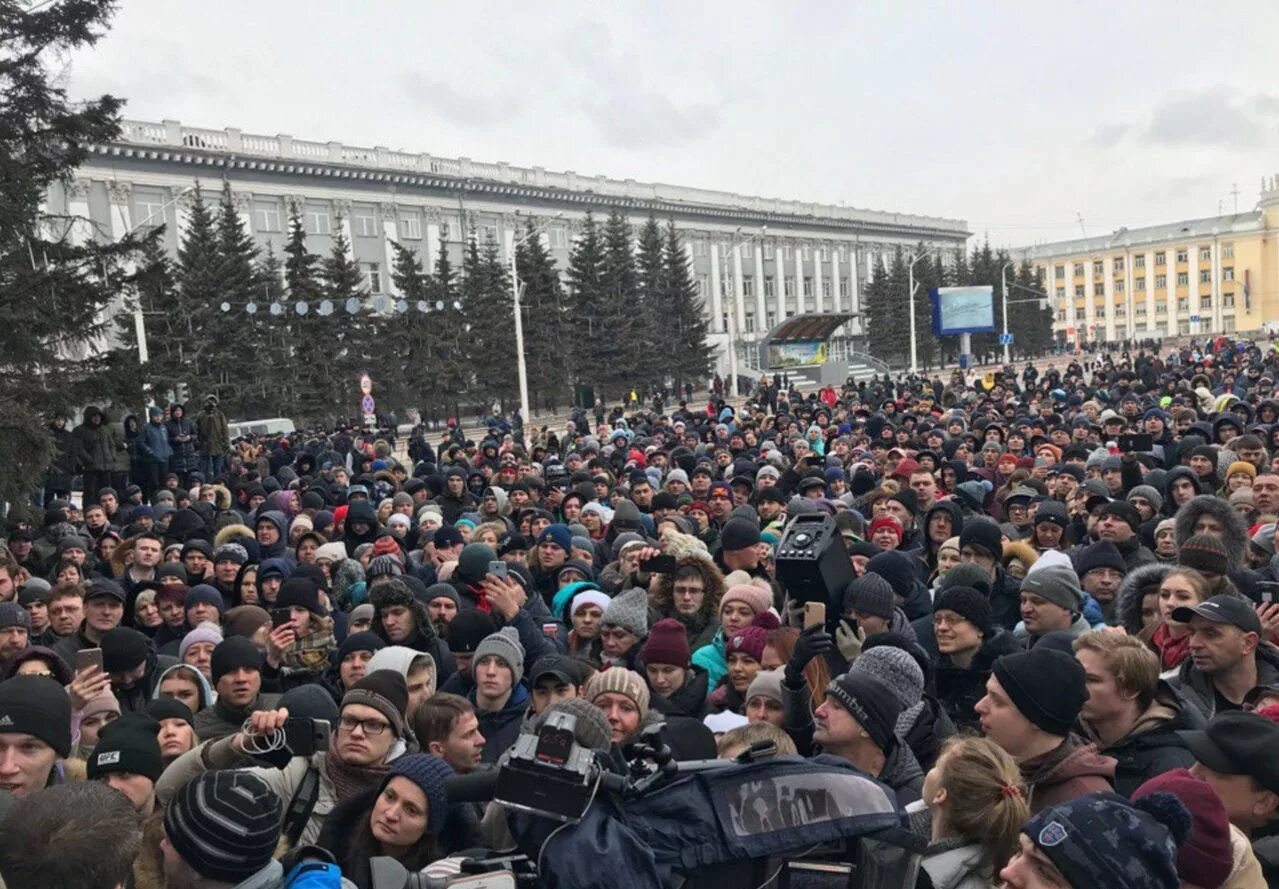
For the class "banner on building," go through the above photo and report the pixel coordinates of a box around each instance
[767,341,828,368]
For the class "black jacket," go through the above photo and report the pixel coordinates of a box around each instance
[1082,682,1202,797]
[649,667,710,720]
[1169,642,1279,722]
[934,631,1024,732]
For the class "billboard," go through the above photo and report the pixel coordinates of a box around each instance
[930,286,996,335]
[767,340,827,368]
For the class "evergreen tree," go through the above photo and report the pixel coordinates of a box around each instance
[115,239,186,401]
[661,220,713,391]
[427,234,468,423]
[633,216,666,385]
[279,208,326,419]
[596,209,641,398]
[283,205,323,302]
[563,212,605,396]
[385,242,433,418]
[319,216,368,423]
[515,221,568,411]
[1012,258,1056,358]
[460,231,515,408]
[204,182,262,415]
[174,183,224,391]
[864,248,911,367]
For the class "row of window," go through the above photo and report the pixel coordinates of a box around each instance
[726,276,854,299]
[1061,294,1236,320]
[693,242,860,262]
[1053,244,1235,280]
[1058,267,1236,298]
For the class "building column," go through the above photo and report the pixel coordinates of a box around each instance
[1083,260,1095,343]
[1143,251,1156,335]
[753,243,767,330]
[731,242,746,338]
[66,179,92,246]
[848,245,861,334]
[831,245,842,313]
[709,242,724,333]
[107,181,132,240]
[426,218,440,270]
[1123,251,1134,339]
[1103,260,1116,341]
[794,244,806,314]
[774,242,788,319]
[1211,241,1223,332]
[813,243,825,312]
[1188,247,1199,336]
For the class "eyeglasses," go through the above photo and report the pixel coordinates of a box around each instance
[674,586,704,597]
[933,614,971,628]
[339,715,389,736]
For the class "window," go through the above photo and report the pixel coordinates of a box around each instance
[1115,304,1126,316]
[253,203,281,232]
[743,315,756,333]
[1115,279,1124,293]
[1113,257,1124,272]
[545,226,567,249]
[1094,282,1104,296]
[1136,303,1147,315]
[1177,271,1189,286]
[353,213,377,238]
[784,279,795,298]
[480,224,498,244]
[1135,276,1146,291]
[1223,243,1235,259]
[801,245,811,261]
[764,276,775,297]
[365,263,382,293]
[1155,252,1166,266]
[763,242,774,260]
[1055,265,1065,279]
[1201,296,1212,308]
[694,240,708,257]
[816,246,828,262]
[304,208,331,235]
[1155,273,1167,288]
[1073,263,1084,277]
[1093,261,1104,276]
[1199,269,1211,284]
[1178,297,1189,311]
[1075,308,1086,321]
[1074,285,1085,298]
[1055,287,1066,300]
[743,276,754,298]
[401,215,421,239]
[696,275,707,295]
[822,279,831,299]
[740,243,753,259]
[1224,293,1235,307]
[721,314,729,330]
[1176,249,1188,263]
[840,278,849,297]
[134,193,167,228]
[803,277,813,297]
[766,312,776,328]
[1200,247,1212,262]
[1134,255,1145,269]
[441,216,462,242]
[1057,309,1067,321]
[1223,267,1234,281]
[781,244,791,259]
[1096,304,1107,317]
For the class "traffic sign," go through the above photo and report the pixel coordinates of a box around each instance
[359,373,373,395]
[999,333,1014,346]
[360,394,375,414]
[1190,314,1200,323]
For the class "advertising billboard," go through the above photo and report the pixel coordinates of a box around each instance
[930,286,996,336]
[766,341,827,368]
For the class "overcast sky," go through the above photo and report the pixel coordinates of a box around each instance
[63,1,1279,248]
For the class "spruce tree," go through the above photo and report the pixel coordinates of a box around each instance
[597,209,640,398]
[205,182,262,415]
[459,231,515,408]
[320,216,368,423]
[662,220,713,392]
[174,184,224,393]
[386,242,433,417]
[515,221,568,411]
[634,216,666,385]
[563,212,605,398]
[116,239,185,401]
[427,234,467,423]
[283,206,323,301]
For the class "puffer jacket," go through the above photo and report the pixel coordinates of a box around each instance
[933,630,1023,732]
[165,410,198,472]
[1079,681,1202,796]
[921,841,992,889]
[1020,733,1116,815]
[1169,641,1279,721]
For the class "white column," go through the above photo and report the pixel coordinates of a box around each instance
[66,180,92,246]
[709,242,724,333]
[1103,257,1116,341]
[426,221,440,269]
[1083,259,1095,342]
[1123,251,1134,339]
[1211,241,1223,331]
[107,184,132,240]
[753,242,767,330]
[794,244,806,314]
[848,245,860,334]
[732,243,747,335]
[1164,255,1177,340]
[813,243,825,312]
[1144,250,1156,334]
[830,244,842,313]
[173,188,192,245]
[1187,246,1199,336]
[774,243,788,319]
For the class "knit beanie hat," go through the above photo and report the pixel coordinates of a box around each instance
[336,630,385,662]
[1133,769,1232,889]
[865,550,919,598]
[210,636,263,685]
[725,625,768,663]
[1227,461,1257,480]
[367,554,402,581]
[370,536,402,561]
[186,584,225,616]
[933,586,993,637]
[0,675,71,757]
[720,517,762,552]
[585,667,650,720]
[1076,540,1127,577]
[276,577,323,615]
[80,688,121,724]
[1126,485,1165,513]
[538,524,573,552]
[456,542,498,585]
[178,624,224,662]
[641,618,691,668]
[601,587,649,638]
[571,589,611,617]
[101,626,151,674]
[163,771,283,883]
[17,577,51,606]
[745,668,784,706]
[473,627,525,678]
[447,610,496,654]
[958,519,1003,559]
[87,712,163,783]
[381,753,454,836]
[825,673,902,753]
[1026,791,1188,889]
[212,543,249,566]
[279,684,340,729]
[341,670,409,738]
[424,583,461,609]
[1099,500,1142,533]
[867,515,903,543]
[720,583,772,617]
[850,646,924,711]
[993,648,1087,736]
[534,697,613,751]
[0,602,29,631]
[1033,500,1069,528]
[315,541,348,563]
[843,572,895,620]
[1019,564,1084,612]
[1179,534,1230,576]
[147,697,194,727]
[224,605,271,640]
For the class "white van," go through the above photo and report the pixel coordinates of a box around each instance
[228,417,297,439]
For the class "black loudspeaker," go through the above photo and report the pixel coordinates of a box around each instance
[774,513,853,616]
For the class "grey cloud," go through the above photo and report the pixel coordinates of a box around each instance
[1089,123,1129,148]
[1138,174,1213,204]
[1144,86,1278,149]
[402,72,522,127]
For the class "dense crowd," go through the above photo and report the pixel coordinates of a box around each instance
[6,337,1279,888]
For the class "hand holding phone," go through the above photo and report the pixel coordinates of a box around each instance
[640,554,677,574]
[75,647,104,675]
[488,560,509,581]
[803,601,826,630]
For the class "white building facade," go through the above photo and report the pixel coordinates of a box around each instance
[55,118,970,374]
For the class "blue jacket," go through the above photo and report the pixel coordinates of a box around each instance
[141,419,172,462]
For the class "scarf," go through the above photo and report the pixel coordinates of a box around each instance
[466,583,492,614]
[281,619,337,672]
[324,751,390,804]
[1151,622,1191,671]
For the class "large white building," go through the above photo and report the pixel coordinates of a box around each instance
[53,118,970,373]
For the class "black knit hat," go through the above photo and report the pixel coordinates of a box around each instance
[933,586,994,637]
[720,517,762,552]
[447,610,497,653]
[1179,534,1230,576]
[163,771,283,883]
[276,577,323,615]
[341,670,408,738]
[87,712,163,783]
[1077,540,1127,577]
[843,573,895,620]
[1099,500,1142,533]
[958,519,1002,559]
[0,675,71,757]
[210,636,263,684]
[100,627,150,674]
[993,648,1087,736]
[147,697,194,727]
[336,630,385,663]
[825,673,901,753]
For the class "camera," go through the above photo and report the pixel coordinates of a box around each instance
[494,711,599,823]
[369,856,521,889]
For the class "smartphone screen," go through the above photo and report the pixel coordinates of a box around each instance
[488,560,509,580]
[270,608,294,629]
[640,554,677,574]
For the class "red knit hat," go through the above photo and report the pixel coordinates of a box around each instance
[640,618,690,668]
[725,625,768,662]
[868,515,903,542]
[371,536,402,561]
[1132,768,1232,889]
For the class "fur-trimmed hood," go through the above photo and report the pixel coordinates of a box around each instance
[214,523,255,548]
[1115,562,1173,636]
[1173,494,1249,574]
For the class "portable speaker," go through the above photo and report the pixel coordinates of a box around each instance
[774,513,854,618]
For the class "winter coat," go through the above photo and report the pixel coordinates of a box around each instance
[933,631,1023,732]
[72,408,110,471]
[165,411,198,472]
[1080,682,1202,796]
[878,739,924,807]
[193,693,281,742]
[104,412,130,474]
[989,568,1022,632]
[195,401,230,456]
[898,694,956,772]
[1168,641,1279,721]
[691,629,728,693]
[1115,562,1173,636]
[140,418,172,463]
[1020,734,1116,815]
[648,667,710,720]
[1174,493,1251,577]
[111,649,176,713]
[152,662,217,711]
[1224,824,1267,889]
[921,841,993,889]
[472,681,530,765]
[434,490,477,525]
[45,422,76,488]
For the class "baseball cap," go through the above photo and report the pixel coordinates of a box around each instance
[1177,711,1279,794]
[528,654,582,687]
[1170,595,1262,635]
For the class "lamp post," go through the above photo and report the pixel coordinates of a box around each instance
[907,249,940,374]
[719,226,767,399]
[1000,261,1014,365]
[509,212,564,447]
[120,185,194,366]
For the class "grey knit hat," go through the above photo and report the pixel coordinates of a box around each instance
[601,587,649,638]
[367,554,403,580]
[1126,485,1164,514]
[1020,564,1084,612]
[212,542,249,566]
[843,573,894,620]
[850,646,924,710]
[473,627,525,678]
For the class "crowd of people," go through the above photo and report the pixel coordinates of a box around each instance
[4,335,1279,888]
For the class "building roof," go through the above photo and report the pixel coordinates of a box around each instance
[1017,211,1264,260]
[763,313,856,344]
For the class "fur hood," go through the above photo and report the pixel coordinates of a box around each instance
[1173,494,1249,574]
[1115,562,1173,635]
[214,523,256,548]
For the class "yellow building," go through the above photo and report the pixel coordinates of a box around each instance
[1017,180,1279,344]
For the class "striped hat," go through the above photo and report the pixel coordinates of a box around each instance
[163,771,283,883]
[584,666,650,720]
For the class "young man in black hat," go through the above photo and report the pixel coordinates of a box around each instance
[87,711,164,815]
[50,577,127,669]
[0,674,72,797]
[1167,595,1279,720]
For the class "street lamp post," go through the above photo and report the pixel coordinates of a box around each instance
[120,185,194,366]
[509,212,564,447]
[1001,261,1014,365]
[907,249,940,374]
[718,226,767,399]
